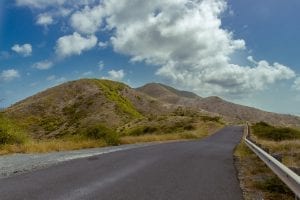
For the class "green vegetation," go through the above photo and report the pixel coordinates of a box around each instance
[126,120,196,136]
[0,113,28,145]
[63,102,87,125]
[128,126,158,136]
[173,106,198,117]
[39,116,64,132]
[81,124,120,145]
[92,79,142,118]
[200,115,222,123]
[252,122,300,141]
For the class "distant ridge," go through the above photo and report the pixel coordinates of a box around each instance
[137,83,300,127]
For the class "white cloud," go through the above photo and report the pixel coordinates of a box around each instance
[98,61,104,71]
[33,60,53,70]
[46,75,67,83]
[55,32,97,57]
[104,69,125,81]
[11,44,32,57]
[54,77,67,84]
[102,0,295,97]
[15,0,96,9]
[0,69,20,81]
[82,71,92,76]
[98,41,108,48]
[17,0,297,97]
[36,13,54,26]
[293,77,300,91]
[70,5,104,34]
[247,56,257,64]
[16,0,66,9]
[46,75,56,81]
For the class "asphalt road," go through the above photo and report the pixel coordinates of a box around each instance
[0,126,244,200]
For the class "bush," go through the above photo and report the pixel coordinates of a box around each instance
[128,126,158,136]
[0,114,27,145]
[252,122,300,141]
[84,124,120,145]
[200,115,221,123]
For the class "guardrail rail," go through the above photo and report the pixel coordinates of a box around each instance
[244,124,300,199]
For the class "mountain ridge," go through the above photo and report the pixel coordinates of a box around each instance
[2,78,299,141]
[137,82,300,127]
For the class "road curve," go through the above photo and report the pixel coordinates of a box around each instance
[0,126,244,200]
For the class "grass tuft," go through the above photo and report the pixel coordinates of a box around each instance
[252,122,300,141]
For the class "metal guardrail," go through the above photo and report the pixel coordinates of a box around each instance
[244,124,300,198]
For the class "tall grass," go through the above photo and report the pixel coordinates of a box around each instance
[234,142,294,200]
[0,138,106,155]
[0,113,28,145]
[252,122,300,141]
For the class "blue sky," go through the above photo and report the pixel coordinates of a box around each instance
[0,0,300,115]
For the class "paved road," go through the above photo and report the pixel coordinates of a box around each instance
[0,126,244,200]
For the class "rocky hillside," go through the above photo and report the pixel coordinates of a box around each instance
[4,79,168,139]
[3,79,299,141]
[137,83,202,108]
[137,83,300,127]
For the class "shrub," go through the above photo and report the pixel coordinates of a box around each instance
[200,115,221,123]
[128,126,158,136]
[0,114,27,145]
[252,122,300,141]
[40,117,63,132]
[84,124,120,145]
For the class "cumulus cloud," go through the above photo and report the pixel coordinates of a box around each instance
[55,32,97,57]
[102,0,295,96]
[46,75,67,83]
[33,60,53,70]
[11,44,32,57]
[46,75,56,81]
[98,41,108,48]
[36,13,54,26]
[18,0,297,97]
[104,69,125,81]
[293,77,300,91]
[70,5,104,34]
[82,71,92,76]
[98,61,104,71]
[15,0,96,9]
[0,69,20,81]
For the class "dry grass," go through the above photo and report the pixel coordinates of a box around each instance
[251,135,300,169]
[0,138,106,155]
[235,125,298,200]
[120,133,189,144]
[234,141,294,200]
[120,121,222,144]
[0,120,222,155]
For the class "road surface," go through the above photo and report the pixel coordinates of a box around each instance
[0,126,244,200]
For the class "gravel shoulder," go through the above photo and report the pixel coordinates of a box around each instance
[0,142,157,178]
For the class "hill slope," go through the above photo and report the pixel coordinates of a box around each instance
[4,79,167,139]
[3,79,299,141]
[137,83,201,107]
[137,83,300,126]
